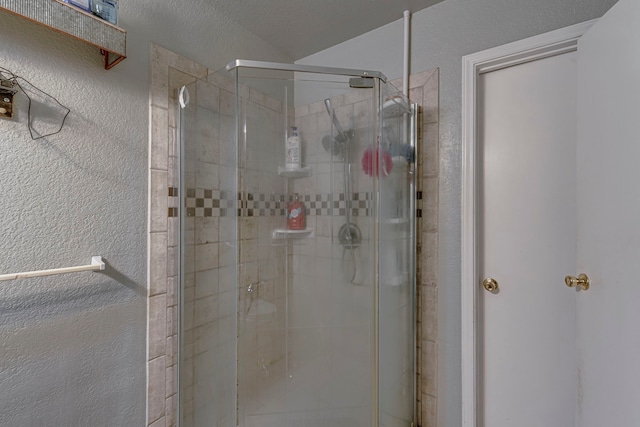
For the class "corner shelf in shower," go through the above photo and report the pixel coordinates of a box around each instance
[0,0,127,70]
[277,166,312,178]
[385,273,409,287]
[384,217,409,225]
[272,228,314,240]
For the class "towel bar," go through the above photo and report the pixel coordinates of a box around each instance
[0,256,105,281]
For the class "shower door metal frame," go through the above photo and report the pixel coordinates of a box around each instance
[177,84,189,427]
[226,59,389,82]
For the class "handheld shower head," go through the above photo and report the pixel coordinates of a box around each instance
[324,99,348,142]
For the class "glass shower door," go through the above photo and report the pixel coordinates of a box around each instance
[178,61,417,427]
[232,68,379,427]
[178,77,239,427]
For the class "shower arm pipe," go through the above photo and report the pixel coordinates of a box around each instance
[403,10,411,96]
[226,59,388,82]
[0,256,105,281]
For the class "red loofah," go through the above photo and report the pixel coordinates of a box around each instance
[362,147,393,177]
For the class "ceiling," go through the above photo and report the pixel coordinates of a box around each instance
[209,0,446,59]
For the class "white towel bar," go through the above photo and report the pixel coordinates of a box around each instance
[0,256,106,281]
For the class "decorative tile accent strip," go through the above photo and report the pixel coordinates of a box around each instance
[168,187,179,218]
[177,190,371,218]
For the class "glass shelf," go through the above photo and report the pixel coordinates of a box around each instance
[0,0,127,69]
[272,228,314,240]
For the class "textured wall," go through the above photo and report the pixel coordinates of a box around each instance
[0,1,290,425]
[295,0,618,425]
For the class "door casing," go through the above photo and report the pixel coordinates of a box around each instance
[460,19,597,427]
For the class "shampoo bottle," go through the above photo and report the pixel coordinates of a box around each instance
[287,194,306,230]
[285,126,301,171]
[92,0,119,25]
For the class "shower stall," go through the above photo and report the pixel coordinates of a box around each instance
[177,60,418,427]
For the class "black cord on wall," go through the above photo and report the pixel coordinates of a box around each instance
[0,66,70,140]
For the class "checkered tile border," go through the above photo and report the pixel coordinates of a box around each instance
[169,187,371,218]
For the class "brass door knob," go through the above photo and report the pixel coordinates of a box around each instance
[565,273,590,291]
[483,277,499,292]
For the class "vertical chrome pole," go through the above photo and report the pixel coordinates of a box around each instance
[372,79,381,427]
[409,102,419,425]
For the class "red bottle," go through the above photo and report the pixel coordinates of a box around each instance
[287,194,305,230]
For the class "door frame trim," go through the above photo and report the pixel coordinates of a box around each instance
[460,19,596,427]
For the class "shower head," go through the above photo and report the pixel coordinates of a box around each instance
[322,98,354,158]
[322,134,343,158]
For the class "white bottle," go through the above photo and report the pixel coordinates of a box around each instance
[285,126,301,171]
[92,0,119,25]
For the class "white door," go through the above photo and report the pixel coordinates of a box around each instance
[476,0,639,425]
[479,51,579,426]
[576,0,640,425]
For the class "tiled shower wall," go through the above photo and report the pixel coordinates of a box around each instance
[148,44,439,427]
[148,45,206,427]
